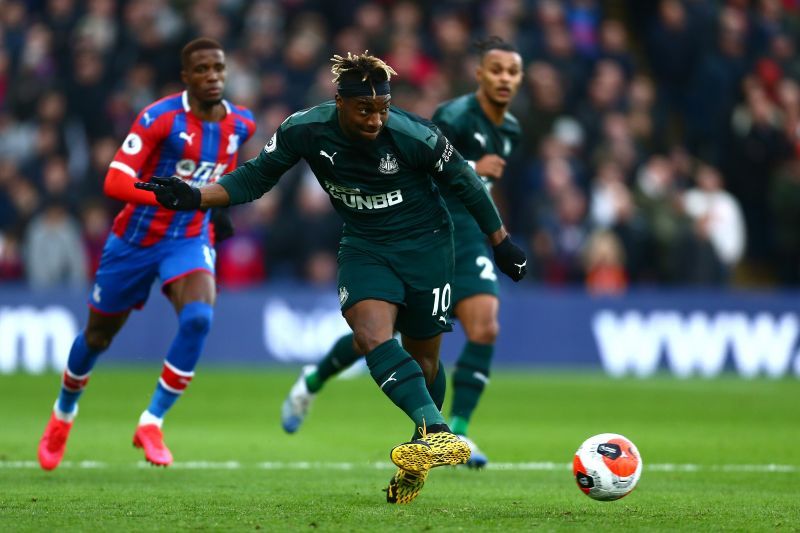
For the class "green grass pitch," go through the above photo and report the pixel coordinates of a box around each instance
[1,369,798,531]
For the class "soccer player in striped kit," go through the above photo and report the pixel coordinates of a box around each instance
[37,38,256,470]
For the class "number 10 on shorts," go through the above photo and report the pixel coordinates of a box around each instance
[431,283,452,315]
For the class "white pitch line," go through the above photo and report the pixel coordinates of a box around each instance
[0,461,796,473]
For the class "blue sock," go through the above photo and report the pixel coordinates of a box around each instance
[145,302,212,420]
[57,332,103,416]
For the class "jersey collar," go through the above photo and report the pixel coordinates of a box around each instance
[182,90,231,117]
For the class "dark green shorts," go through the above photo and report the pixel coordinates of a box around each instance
[452,222,499,307]
[337,230,455,339]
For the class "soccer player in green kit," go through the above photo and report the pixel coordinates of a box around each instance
[282,38,523,469]
[136,52,527,504]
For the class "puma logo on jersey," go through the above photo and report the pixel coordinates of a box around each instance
[438,316,447,324]
[92,284,102,303]
[514,260,527,274]
[179,132,195,145]
[320,150,337,165]
[474,132,487,148]
[142,112,154,126]
[380,372,398,390]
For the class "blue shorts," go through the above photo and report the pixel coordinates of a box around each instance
[89,234,215,314]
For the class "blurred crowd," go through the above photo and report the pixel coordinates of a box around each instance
[1,0,800,292]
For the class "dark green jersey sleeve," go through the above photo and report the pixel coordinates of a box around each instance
[427,129,502,235]
[430,109,470,162]
[217,121,302,205]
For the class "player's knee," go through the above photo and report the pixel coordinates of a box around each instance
[179,302,213,336]
[417,357,438,382]
[84,329,113,352]
[467,320,500,344]
[353,329,387,354]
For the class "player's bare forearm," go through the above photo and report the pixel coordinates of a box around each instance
[488,227,508,246]
[199,183,231,208]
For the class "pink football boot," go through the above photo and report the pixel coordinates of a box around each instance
[38,413,74,471]
[133,424,173,466]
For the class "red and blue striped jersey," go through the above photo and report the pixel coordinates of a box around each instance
[108,91,256,247]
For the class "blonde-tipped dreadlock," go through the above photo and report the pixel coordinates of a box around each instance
[331,51,397,97]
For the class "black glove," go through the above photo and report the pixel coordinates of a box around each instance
[134,176,201,211]
[210,207,234,243]
[492,236,527,282]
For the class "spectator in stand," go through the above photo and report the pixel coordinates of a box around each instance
[79,199,110,277]
[627,75,662,153]
[23,199,87,289]
[768,32,800,83]
[682,163,746,284]
[516,61,565,156]
[686,6,750,161]
[596,19,635,79]
[576,60,627,158]
[385,32,438,90]
[592,111,641,179]
[532,183,591,285]
[0,230,24,282]
[431,11,474,96]
[644,0,704,145]
[216,192,280,289]
[583,229,628,294]
[293,170,340,285]
[5,170,41,231]
[726,80,793,262]
[538,7,589,108]
[634,154,693,283]
[769,159,800,284]
[589,158,647,280]
[566,0,601,58]
[66,49,112,141]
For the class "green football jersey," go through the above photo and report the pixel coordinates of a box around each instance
[432,94,521,232]
[218,101,501,244]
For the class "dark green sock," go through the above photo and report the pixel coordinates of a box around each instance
[365,338,445,429]
[410,364,446,439]
[428,364,446,411]
[449,341,494,436]
[305,333,361,393]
